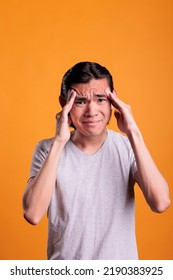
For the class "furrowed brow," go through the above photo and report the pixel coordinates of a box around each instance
[75,96,87,100]
[94,94,107,98]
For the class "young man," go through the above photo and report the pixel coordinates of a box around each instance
[23,62,170,260]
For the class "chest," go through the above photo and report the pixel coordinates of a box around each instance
[55,147,132,210]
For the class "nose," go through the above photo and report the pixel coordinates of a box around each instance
[84,101,98,117]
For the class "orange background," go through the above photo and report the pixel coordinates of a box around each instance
[0,0,173,259]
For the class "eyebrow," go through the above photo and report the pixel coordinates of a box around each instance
[75,96,87,100]
[95,94,107,98]
[75,94,107,100]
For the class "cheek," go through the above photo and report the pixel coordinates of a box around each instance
[70,106,77,116]
[103,104,111,117]
[70,107,82,123]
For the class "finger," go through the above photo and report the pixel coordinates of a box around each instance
[113,89,118,95]
[55,111,62,121]
[104,88,115,109]
[67,89,76,103]
[105,88,118,101]
[68,114,72,125]
[105,88,120,109]
[105,88,125,111]
[111,90,118,109]
[63,90,76,115]
[114,110,121,121]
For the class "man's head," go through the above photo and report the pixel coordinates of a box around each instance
[59,62,114,136]
[60,61,114,103]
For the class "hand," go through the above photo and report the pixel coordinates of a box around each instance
[105,89,138,136]
[55,90,76,143]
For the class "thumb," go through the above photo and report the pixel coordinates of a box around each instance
[55,112,62,121]
[55,111,62,135]
[68,114,72,125]
[114,110,121,121]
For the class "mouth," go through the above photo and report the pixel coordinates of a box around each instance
[82,120,101,127]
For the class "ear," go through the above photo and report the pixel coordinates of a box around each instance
[59,95,66,108]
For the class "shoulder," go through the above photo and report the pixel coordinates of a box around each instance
[107,130,136,168]
[108,129,130,147]
[33,137,54,156]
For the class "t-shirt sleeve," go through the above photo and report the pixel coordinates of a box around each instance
[127,138,137,179]
[130,151,137,179]
[29,140,50,179]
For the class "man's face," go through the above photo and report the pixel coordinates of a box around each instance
[69,78,112,137]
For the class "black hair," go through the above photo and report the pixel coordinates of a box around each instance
[60,61,114,99]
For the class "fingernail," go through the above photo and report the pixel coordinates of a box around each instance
[68,89,76,100]
[105,88,110,94]
[106,88,113,96]
[70,89,75,95]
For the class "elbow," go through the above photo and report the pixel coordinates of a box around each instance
[23,209,41,225]
[151,198,171,214]
[148,181,171,213]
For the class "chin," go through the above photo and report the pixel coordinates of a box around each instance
[80,127,107,137]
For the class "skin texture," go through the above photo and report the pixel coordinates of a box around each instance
[69,79,112,152]
[23,78,170,225]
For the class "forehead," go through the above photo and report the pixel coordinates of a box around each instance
[72,78,109,95]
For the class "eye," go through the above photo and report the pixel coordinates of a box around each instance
[97,98,107,103]
[74,100,87,106]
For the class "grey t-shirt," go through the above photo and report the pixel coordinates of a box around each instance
[30,129,138,259]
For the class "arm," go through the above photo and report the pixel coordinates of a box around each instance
[23,90,76,225]
[105,89,170,213]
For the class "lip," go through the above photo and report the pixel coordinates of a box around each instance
[82,120,101,126]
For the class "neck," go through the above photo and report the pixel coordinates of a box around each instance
[70,129,108,154]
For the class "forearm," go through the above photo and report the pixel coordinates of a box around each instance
[23,139,65,224]
[105,90,170,212]
[127,127,170,213]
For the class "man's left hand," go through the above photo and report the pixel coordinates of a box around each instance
[105,88,139,136]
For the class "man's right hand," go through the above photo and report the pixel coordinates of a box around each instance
[55,90,76,144]
[23,89,77,225]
